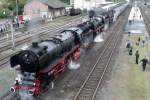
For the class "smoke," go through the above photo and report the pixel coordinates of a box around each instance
[21,43,29,50]
[104,24,109,31]
[94,34,104,43]
[26,18,42,42]
[68,60,80,70]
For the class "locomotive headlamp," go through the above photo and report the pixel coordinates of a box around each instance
[10,87,16,93]
[33,83,36,86]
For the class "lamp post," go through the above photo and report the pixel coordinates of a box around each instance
[16,0,18,16]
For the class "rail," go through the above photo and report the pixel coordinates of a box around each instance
[73,6,131,100]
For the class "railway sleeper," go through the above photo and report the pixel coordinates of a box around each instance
[96,63,105,66]
[81,89,94,94]
[88,74,99,81]
[77,95,92,100]
[90,73,102,78]
[87,81,99,87]
[79,90,94,97]
[84,83,97,88]
[97,65,105,69]
[92,71,103,75]
[92,73,103,77]
[95,67,105,71]
[84,88,95,91]
[88,77,99,82]
[85,83,97,89]
[88,75,99,80]
[78,95,93,100]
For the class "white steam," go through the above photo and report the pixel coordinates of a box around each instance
[68,60,80,70]
[94,34,104,43]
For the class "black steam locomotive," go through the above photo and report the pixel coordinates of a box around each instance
[10,17,104,97]
[9,3,127,99]
[89,7,114,25]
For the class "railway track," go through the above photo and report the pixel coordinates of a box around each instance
[140,6,150,36]
[73,6,131,100]
[0,91,17,100]
[0,15,83,46]
[0,16,84,68]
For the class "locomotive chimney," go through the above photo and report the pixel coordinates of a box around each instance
[32,42,38,47]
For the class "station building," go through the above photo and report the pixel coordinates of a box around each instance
[23,0,68,20]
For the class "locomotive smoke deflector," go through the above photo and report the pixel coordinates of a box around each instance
[10,53,20,68]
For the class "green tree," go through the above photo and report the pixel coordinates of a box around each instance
[0,9,11,18]
[0,0,11,18]
[60,0,70,4]
[1,0,26,15]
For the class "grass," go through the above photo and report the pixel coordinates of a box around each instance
[125,33,150,100]
[102,32,150,100]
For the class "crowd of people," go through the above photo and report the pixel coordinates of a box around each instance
[126,35,149,72]
[0,19,20,36]
[0,21,10,34]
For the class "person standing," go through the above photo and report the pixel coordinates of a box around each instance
[128,32,131,37]
[140,56,148,71]
[129,46,133,55]
[135,50,140,64]
[140,15,142,19]
[136,37,140,46]
[138,37,141,42]
[142,40,145,47]
[126,40,131,52]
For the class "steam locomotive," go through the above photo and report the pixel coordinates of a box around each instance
[9,3,128,99]
[10,18,103,97]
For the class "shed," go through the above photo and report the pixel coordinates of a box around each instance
[24,0,68,19]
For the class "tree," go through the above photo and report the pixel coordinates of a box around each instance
[60,0,70,4]
[0,0,11,18]
[0,9,11,18]
[1,0,26,15]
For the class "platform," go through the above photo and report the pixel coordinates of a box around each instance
[95,6,150,100]
[125,7,146,34]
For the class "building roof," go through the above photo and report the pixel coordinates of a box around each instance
[41,0,68,8]
[27,0,68,8]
